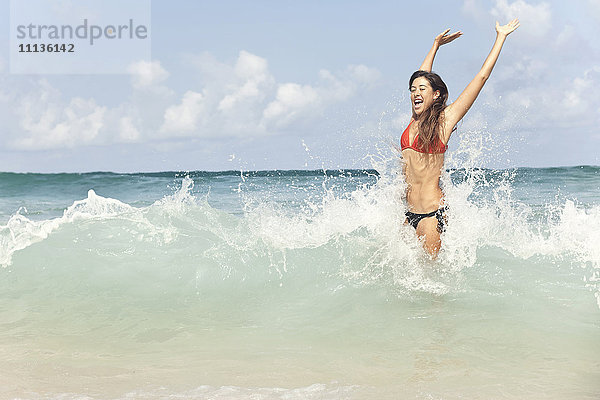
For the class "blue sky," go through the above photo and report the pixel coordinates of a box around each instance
[1,0,599,172]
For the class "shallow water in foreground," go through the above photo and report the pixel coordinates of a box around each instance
[0,166,599,399]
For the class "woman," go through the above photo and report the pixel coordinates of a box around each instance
[401,19,519,257]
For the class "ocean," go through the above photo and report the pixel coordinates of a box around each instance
[1,163,599,399]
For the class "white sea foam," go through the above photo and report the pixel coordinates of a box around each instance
[0,187,180,267]
[1,164,598,300]
[17,383,359,400]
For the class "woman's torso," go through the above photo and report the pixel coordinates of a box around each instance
[401,119,447,213]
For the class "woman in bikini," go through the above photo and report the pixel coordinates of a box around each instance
[401,19,519,257]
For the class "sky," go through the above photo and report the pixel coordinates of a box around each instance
[1,0,599,173]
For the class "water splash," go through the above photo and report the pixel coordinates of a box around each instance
[0,166,598,302]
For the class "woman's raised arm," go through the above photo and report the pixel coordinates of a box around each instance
[443,19,520,134]
[419,28,463,72]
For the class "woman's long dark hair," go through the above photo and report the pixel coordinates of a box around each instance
[409,70,449,153]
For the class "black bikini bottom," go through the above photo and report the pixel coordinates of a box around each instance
[405,207,447,232]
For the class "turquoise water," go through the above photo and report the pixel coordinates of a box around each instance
[0,166,599,399]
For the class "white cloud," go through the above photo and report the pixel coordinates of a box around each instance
[560,67,600,119]
[156,53,380,136]
[347,64,381,86]
[233,50,269,81]
[261,64,380,129]
[217,51,274,112]
[1,51,379,150]
[493,55,548,84]
[127,60,170,89]
[317,70,353,101]
[118,116,141,142]
[589,0,600,20]
[13,83,106,150]
[491,0,551,39]
[187,52,235,87]
[471,62,600,133]
[161,90,206,134]
[262,83,320,125]
[556,25,575,46]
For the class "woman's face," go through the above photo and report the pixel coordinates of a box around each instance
[410,76,440,116]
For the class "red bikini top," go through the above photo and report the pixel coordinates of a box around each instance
[400,120,447,154]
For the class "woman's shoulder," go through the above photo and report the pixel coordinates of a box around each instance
[439,110,456,144]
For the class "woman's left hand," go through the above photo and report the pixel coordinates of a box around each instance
[495,19,520,37]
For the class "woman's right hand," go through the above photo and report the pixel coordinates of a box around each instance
[419,28,462,72]
[434,29,462,46]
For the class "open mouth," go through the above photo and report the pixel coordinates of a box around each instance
[413,99,423,109]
